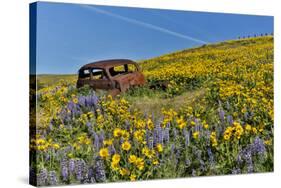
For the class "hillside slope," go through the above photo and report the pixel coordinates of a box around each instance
[140,36,273,92]
[126,36,273,119]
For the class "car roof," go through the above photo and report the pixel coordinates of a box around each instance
[79,59,137,70]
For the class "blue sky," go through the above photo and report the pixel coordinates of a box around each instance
[35,2,273,74]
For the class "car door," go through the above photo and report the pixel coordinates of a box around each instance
[88,68,115,90]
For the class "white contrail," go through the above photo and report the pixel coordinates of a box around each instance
[81,5,208,44]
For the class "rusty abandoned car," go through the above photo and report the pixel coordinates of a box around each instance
[77,59,146,96]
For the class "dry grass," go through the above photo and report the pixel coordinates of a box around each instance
[128,89,206,118]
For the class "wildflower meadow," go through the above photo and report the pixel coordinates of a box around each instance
[30,36,273,186]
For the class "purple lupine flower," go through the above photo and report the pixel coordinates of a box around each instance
[183,129,190,147]
[153,130,158,146]
[163,128,170,144]
[207,148,215,168]
[99,131,105,145]
[93,133,100,151]
[85,96,91,107]
[69,159,75,174]
[243,150,252,164]
[252,137,266,155]
[37,168,48,186]
[236,152,243,165]
[89,93,98,106]
[166,122,171,129]
[87,167,96,183]
[61,166,68,181]
[109,145,116,155]
[86,122,92,128]
[194,118,199,126]
[78,96,86,106]
[48,171,58,185]
[219,108,225,122]
[237,136,266,169]
[148,137,154,149]
[81,160,87,180]
[92,94,99,105]
[75,159,83,181]
[227,115,233,125]
[95,157,106,182]
[145,129,151,145]
[158,127,164,145]
[60,158,69,181]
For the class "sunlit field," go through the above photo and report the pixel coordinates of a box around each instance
[31,36,273,186]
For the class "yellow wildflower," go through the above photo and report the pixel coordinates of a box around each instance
[190,121,196,126]
[134,129,145,142]
[264,139,272,146]
[135,157,145,170]
[245,124,252,132]
[99,148,109,158]
[176,116,186,129]
[73,98,78,104]
[119,168,130,176]
[210,131,218,147]
[52,143,60,150]
[252,127,258,134]
[113,128,123,138]
[223,126,233,141]
[103,139,113,146]
[122,141,131,151]
[130,174,136,181]
[128,155,137,163]
[147,118,154,130]
[153,159,159,165]
[156,143,163,153]
[111,161,119,171]
[112,154,121,164]
[192,131,200,139]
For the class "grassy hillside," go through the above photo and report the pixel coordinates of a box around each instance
[37,36,273,119]
[125,36,273,117]
[32,36,273,185]
[141,36,273,88]
[37,74,77,89]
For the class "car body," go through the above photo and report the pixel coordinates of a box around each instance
[77,59,146,95]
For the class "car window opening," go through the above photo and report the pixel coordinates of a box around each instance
[109,64,137,77]
[79,68,107,80]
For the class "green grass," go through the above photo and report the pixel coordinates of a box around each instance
[121,86,206,118]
